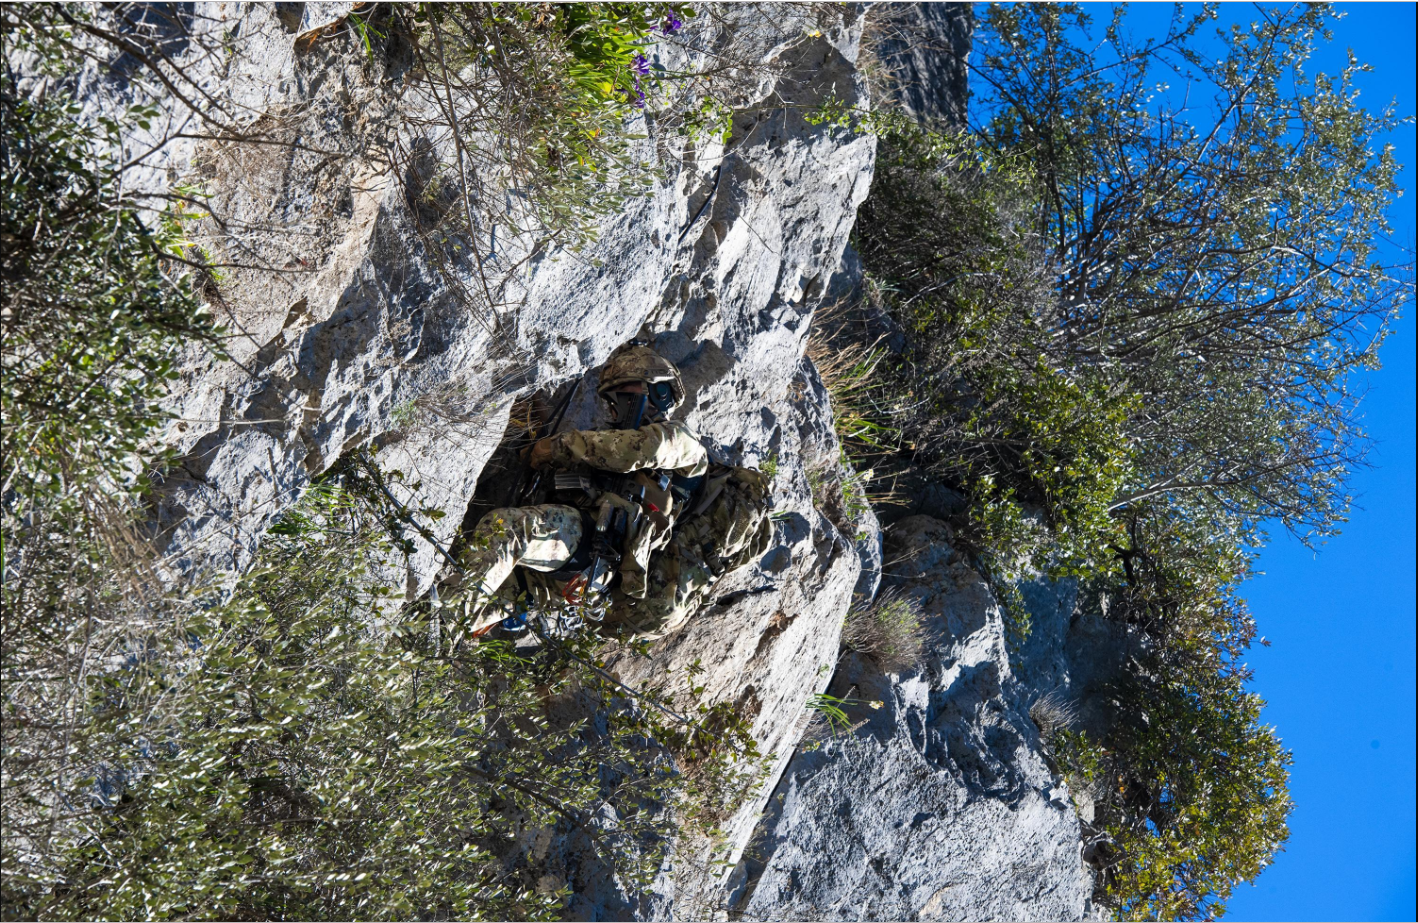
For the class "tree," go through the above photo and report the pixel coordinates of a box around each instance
[1,38,214,510]
[849,4,1405,917]
[1061,510,1293,921]
[1059,661,1292,922]
[973,2,1411,544]
[4,482,682,921]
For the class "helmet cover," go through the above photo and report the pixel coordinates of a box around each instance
[598,345,685,412]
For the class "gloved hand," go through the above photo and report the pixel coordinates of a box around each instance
[528,436,558,470]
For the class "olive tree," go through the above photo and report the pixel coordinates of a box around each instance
[973,2,1411,545]
[848,3,1408,916]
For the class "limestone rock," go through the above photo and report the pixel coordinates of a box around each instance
[870,3,974,127]
[730,517,1098,921]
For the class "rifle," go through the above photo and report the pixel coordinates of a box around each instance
[509,376,583,508]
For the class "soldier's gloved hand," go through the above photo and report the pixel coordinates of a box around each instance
[528,436,559,470]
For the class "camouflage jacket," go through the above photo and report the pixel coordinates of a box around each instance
[543,420,708,478]
[543,421,708,598]
[604,465,774,639]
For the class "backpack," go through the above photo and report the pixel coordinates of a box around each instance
[680,463,774,577]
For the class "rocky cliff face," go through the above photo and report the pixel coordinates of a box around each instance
[45,3,1100,919]
[728,517,1099,921]
[869,2,973,125]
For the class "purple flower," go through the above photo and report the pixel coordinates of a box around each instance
[632,53,650,76]
[661,12,683,35]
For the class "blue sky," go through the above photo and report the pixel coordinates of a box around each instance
[975,4,1416,918]
[1209,5,1416,920]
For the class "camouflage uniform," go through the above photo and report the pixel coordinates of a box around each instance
[454,346,707,633]
[602,465,774,640]
[540,420,707,478]
[539,419,707,598]
[457,503,584,617]
[601,533,714,639]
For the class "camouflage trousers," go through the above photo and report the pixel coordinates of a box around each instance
[457,505,717,642]
[602,537,715,641]
[457,504,582,631]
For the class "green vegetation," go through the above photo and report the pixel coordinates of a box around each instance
[975,3,1403,547]
[838,2,1410,918]
[803,693,855,738]
[1068,674,1291,922]
[1,6,762,919]
[805,302,904,461]
[395,3,693,252]
[5,1,1400,918]
[9,485,636,919]
[651,659,768,841]
[5,474,768,920]
[1066,512,1292,920]
[0,54,218,510]
[3,52,225,916]
[803,300,904,540]
[854,121,1137,582]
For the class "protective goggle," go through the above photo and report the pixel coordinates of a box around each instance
[604,381,676,424]
[647,380,676,412]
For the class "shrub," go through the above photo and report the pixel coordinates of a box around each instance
[1028,688,1080,739]
[856,132,1292,918]
[839,4,1384,913]
[854,125,1137,581]
[806,458,875,541]
[851,0,1409,580]
[1104,675,1291,922]
[7,448,767,921]
[394,3,693,253]
[973,2,1408,547]
[846,124,1140,646]
[805,299,904,462]
[0,54,217,511]
[654,698,765,842]
[1054,668,1291,922]
[802,296,913,547]
[2,56,223,910]
[1047,513,1291,921]
[6,481,698,920]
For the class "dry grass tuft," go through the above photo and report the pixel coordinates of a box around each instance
[841,589,926,672]
[805,298,903,457]
[1030,687,1081,738]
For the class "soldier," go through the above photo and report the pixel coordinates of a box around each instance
[599,462,773,641]
[454,345,707,636]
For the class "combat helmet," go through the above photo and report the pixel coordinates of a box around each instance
[598,344,685,423]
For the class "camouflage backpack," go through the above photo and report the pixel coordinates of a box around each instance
[679,462,774,578]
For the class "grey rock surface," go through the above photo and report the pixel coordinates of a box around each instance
[98,3,878,617]
[731,516,1097,921]
[1012,576,1150,747]
[43,3,878,917]
[870,3,974,127]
